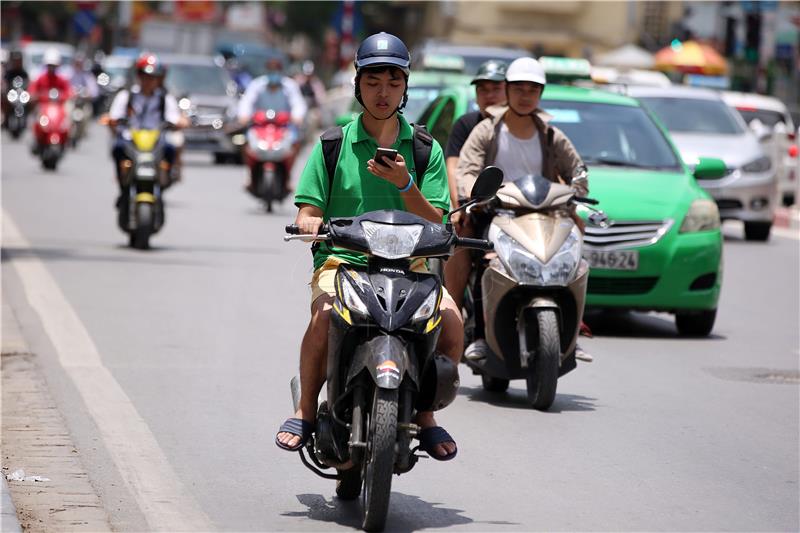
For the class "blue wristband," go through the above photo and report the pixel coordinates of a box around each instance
[398,173,414,193]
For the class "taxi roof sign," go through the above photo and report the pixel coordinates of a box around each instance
[540,56,592,83]
[421,53,465,72]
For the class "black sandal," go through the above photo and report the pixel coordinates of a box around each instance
[418,426,458,461]
[275,417,314,452]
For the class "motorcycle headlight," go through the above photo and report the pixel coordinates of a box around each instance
[97,73,110,86]
[490,225,581,286]
[136,152,155,164]
[7,90,18,103]
[412,288,439,323]
[741,155,771,173]
[340,277,369,316]
[19,91,29,104]
[39,115,50,127]
[257,140,269,151]
[361,221,423,260]
[680,199,720,233]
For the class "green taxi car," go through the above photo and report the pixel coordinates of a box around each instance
[420,83,726,336]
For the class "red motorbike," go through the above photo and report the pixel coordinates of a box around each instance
[33,89,70,171]
[244,109,294,212]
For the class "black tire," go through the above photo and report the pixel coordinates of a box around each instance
[362,388,397,532]
[525,309,560,411]
[262,169,275,213]
[675,308,716,337]
[132,202,153,250]
[481,374,509,393]
[9,127,22,139]
[744,221,771,241]
[213,153,227,165]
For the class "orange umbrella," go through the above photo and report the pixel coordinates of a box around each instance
[654,40,728,75]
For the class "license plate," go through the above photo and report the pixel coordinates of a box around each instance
[583,250,639,270]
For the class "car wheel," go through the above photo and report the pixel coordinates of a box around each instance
[675,309,716,337]
[744,221,771,241]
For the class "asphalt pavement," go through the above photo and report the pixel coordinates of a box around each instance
[2,123,798,531]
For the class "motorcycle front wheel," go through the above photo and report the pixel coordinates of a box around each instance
[132,202,153,250]
[362,387,397,532]
[525,309,559,411]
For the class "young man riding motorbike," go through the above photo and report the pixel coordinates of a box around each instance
[107,53,182,204]
[276,32,462,461]
[449,56,594,362]
[238,56,307,194]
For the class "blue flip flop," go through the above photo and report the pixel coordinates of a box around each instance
[418,426,458,461]
[275,417,314,452]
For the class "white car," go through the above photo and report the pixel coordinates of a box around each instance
[630,85,777,241]
[721,91,797,206]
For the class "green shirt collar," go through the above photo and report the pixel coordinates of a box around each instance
[352,112,413,145]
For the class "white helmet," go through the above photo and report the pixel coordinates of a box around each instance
[505,57,546,86]
[43,48,62,67]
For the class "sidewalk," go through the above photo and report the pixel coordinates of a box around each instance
[774,205,800,231]
[1,303,26,533]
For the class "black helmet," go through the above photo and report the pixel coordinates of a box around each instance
[354,32,410,75]
[471,59,508,85]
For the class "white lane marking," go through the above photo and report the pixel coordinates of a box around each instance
[2,212,214,532]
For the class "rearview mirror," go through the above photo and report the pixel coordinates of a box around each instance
[693,157,727,180]
[470,166,504,201]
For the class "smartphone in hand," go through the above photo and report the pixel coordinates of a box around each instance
[374,147,398,167]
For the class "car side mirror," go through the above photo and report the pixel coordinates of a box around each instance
[470,166,504,201]
[693,157,727,180]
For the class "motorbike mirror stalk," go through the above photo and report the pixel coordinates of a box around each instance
[445,166,504,222]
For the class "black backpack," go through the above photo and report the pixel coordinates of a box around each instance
[319,122,433,208]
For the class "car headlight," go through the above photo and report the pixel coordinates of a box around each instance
[741,155,771,173]
[680,199,720,233]
[490,225,581,286]
[7,90,18,103]
[412,288,439,323]
[361,221,423,259]
[341,277,369,315]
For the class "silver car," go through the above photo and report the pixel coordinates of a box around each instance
[161,54,240,164]
[630,85,777,241]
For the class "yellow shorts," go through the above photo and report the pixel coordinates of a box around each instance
[310,257,454,309]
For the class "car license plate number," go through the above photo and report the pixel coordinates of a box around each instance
[584,250,639,270]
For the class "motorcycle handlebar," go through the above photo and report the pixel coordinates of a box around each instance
[456,237,494,251]
[285,223,329,235]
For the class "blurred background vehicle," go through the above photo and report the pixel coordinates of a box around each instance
[631,85,778,241]
[411,41,528,75]
[721,91,797,207]
[161,54,241,164]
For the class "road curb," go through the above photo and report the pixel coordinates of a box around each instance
[774,206,800,230]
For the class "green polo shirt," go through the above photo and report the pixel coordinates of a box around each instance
[295,113,450,270]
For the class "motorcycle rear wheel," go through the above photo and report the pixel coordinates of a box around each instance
[261,169,275,213]
[362,387,397,532]
[525,309,559,411]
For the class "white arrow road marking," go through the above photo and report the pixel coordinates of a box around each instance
[3,212,214,531]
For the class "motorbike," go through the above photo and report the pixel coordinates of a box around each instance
[69,86,93,147]
[115,122,171,249]
[5,76,30,139]
[462,173,607,410]
[284,168,503,532]
[33,88,70,171]
[244,108,294,213]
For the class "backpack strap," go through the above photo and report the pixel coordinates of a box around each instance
[320,126,344,209]
[159,89,166,123]
[411,123,433,189]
